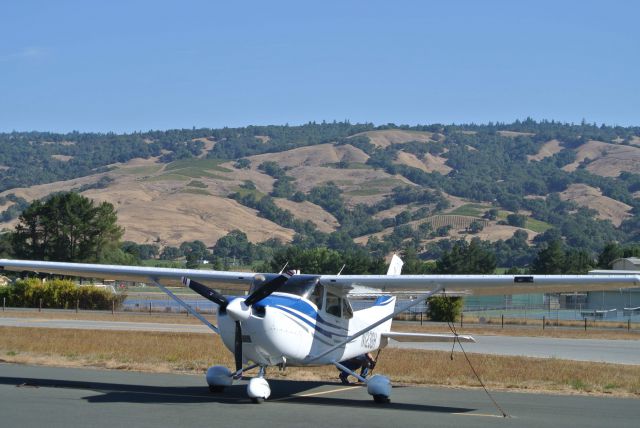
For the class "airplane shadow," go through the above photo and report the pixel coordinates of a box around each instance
[0,376,475,414]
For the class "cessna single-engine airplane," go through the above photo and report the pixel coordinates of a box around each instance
[1,256,638,403]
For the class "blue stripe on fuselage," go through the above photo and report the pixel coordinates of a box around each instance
[255,294,348,339]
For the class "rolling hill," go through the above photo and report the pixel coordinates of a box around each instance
[0,121,638,263]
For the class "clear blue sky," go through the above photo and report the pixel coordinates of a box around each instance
[1,0,638,133]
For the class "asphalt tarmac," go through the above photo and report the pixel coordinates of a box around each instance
[0,363,637,428]
[1,317,639,364]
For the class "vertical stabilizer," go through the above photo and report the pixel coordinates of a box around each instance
[386,254,404,276]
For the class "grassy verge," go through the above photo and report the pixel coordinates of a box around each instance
[392,322,640,340]
[2,309,639,339]
[0,309,214,325]
[1,326,638,397]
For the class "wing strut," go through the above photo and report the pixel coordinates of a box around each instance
[149,277,219,334]
[306,286,443,363]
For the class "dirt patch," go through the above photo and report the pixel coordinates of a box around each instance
[563,141,640,176]
[273,199,339,233]
[559,184,632,226]
[528,139,563,161]
[51,154,74,162]
[372,204,413,220]
[352,130,433,148]
[441,193,472,212]
[248,143,368,169]
[288,165,410,193]
[498,131,535,138]
[0,172,113,205]
[194,138,215,158]
[423,153,452,174]
[213,161,275,195]
[393,152,452,175]
[458,224,538,243]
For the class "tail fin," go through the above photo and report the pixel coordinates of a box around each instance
[386,254,403,276]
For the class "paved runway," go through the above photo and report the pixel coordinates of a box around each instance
[1,317,639,364]
[0,363,637,428]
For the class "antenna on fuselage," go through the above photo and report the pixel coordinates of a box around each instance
[337,264,346,275]
[278,261,289,275]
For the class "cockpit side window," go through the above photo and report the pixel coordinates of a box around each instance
[342,298,353,319]
[325,292,341,317]
[310,284,324,310]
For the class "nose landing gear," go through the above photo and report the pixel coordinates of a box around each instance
[247,366,270,403]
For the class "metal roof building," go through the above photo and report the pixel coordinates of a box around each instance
[612,257,640,271]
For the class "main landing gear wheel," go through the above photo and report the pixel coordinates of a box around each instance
[373,394,390,404]
[206,366,234,393]
[251,397,264,404]
[366,375,392,404]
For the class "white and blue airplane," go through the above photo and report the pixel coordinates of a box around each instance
[1,256,638,403]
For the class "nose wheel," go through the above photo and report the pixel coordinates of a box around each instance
[247,366,271,403]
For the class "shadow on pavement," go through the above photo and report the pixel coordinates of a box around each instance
[0,376,475,413]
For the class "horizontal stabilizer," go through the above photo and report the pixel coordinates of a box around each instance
[382,332,475,343]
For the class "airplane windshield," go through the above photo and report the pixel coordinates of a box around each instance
[278,278,317,300]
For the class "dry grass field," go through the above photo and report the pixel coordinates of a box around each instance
[0,309,213,324]
[527,139,563,161]
[2,310,638,339]
[393,151,452,175]
[273,199,339,233]
[352,130,434,148]
[559,183,632,226]
[1,326,639,397]
[1,131,638,250]
[562,140,640,176]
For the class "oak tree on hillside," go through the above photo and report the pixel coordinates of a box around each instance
[12,192,124,263]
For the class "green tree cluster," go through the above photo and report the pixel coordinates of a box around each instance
[11,192,126,263]
[435,239,496,274]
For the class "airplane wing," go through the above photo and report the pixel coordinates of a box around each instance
[0,259,255,291]
[381,332,475,343]
[1,259,639,295]
[319,273,640,295]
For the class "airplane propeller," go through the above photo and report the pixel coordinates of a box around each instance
[181,273,292,372]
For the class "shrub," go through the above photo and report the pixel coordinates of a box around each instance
[3,278,126,310]
[427,296,462,322]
